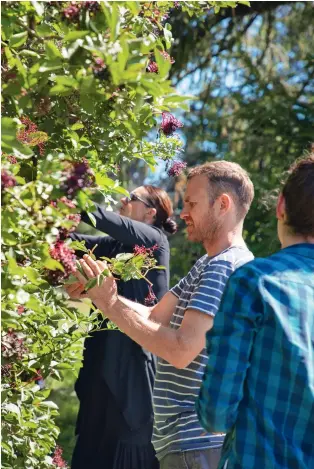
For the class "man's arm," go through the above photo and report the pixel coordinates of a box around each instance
[75,255,233,368]
[118,291,179,326]
[94,295,213,369]
[196,265,263,433]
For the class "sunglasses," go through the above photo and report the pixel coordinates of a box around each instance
[126,192,154,208]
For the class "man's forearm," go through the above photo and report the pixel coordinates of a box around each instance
[93,297,181,366]
[118,296,152,319]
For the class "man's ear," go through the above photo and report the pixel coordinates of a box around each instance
[217,193,231,215]
[276,193,286,221]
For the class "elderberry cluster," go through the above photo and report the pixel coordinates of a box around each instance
[145,286,157,306]
[133,244,158,256]
[58,213,81,240]
[167,161,187,177]
[92,57,110,81]
[146,60,159,74]
[1,363,13,379]
[17,116,46,156]
[161,112,184,136]
[47,240,76,285]
[52,445,68,468]
[1,170,16,191]
[63,1,99,22]
[62,159,95,199]
[2,330,27,360]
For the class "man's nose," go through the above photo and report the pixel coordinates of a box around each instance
[121,197,128,205]
[180,207,189,220]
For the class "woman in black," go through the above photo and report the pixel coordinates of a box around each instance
[70,185,177,469]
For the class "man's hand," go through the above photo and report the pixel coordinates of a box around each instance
[65,280,87,300]
[72,254,118,306]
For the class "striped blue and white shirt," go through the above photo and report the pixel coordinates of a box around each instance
[152,245,254,461]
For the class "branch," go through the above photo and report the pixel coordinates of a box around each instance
[256,11,274,66]
[174,14,258,84]
[215,1,291,21]
[2,14,62,42]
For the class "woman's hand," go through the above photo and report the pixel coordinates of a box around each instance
[72,254,118,306]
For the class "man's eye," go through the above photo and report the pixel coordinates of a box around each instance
[190,202,196,208]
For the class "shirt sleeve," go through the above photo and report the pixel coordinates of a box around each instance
[170,276,187,298]
[196,264,263,433]
[188,260,234,317]
[81,204,163,248]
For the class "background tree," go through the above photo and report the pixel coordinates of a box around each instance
[166,0,314,283]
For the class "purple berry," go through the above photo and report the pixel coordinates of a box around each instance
[167,161,187,177]
[161,112,183,136]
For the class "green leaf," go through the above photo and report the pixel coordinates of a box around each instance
[1,116,33,156]
[4,403,20,415]
[80,93,94,114]
[54,363,73,370]
[84,277,98,291]
[9,31,28,48]
[71,122,84,130]
[87,212,96,228]
[70,240,88,252]
[19,50,41,58]
[43,258,64,272]
[45,41,62,60]
[116,253,134,261]
[163,27,173,49]
[38,61,63,73]
[31,0,44,16]
[1,118,17,144]
[155,49,171,79]
[38,401,59,410]
[117,38,129,73]
[2,232,18,246]
[36,23,54,37]
[64,30,89,42]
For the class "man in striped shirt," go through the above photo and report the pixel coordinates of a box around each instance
[196,154,314,469]
[70,161,255,469]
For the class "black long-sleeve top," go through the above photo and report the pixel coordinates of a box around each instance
[70,204,170,433]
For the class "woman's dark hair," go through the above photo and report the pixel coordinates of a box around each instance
[282,151,314,236]
[143,185,177,234]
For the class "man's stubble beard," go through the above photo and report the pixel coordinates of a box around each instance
[190,211,222,246]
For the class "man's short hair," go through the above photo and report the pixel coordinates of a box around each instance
[282,150,314,237]
[187,161,254,219]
